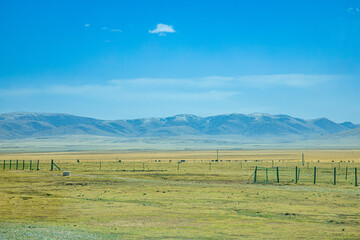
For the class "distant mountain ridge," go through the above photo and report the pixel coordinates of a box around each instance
[0,112,358,139]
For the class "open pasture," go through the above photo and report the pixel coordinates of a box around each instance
[1,149,360,239]
[1,149,360,162]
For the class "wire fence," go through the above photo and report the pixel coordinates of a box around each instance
[253,165,358,186]
[1,158,359,186]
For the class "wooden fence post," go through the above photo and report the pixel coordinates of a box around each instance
[355,168,358,187]
[295,166,298,184]
[9,160,12,170]
[313,167,316,184]
[22,160,25,170]
[276,167,279,183]
[16,160,18,170]
[3,160,5,170]
[333,167,336,185]
[37,160,40,171]
[30,160,32,170]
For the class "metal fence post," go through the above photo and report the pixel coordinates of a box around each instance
[254,166,257,183]
[345,167,348,181]
[266,168,268,183]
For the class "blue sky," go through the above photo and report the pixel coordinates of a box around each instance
[1,0,360,122]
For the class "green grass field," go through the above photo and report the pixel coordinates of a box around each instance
[1,150,360,239]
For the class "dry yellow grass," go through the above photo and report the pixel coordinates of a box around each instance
[1,149,360,162]
[0,150,360,239]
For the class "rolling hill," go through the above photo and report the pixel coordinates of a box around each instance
[0,112,358,140]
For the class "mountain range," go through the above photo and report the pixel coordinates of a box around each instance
[0,112,358,140]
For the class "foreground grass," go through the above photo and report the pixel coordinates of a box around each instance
[0,150,360,239]
[0,173,359,238]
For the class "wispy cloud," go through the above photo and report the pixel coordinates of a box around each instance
[84,23,90,27]
[0,74,342,100]
[110,76,232,89]
[101,27,122,32]
[0,88,42,97]
[234,74,340,88]
[348,7,360,15]
[8,83,235,102]
[110,74,339,89]
[149,23,175,36]
[48,81,237,100]
[0,74,351,120]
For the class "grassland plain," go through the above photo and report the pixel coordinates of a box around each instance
[0,150,360,239]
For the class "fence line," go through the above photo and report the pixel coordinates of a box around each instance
[1,159,359,186]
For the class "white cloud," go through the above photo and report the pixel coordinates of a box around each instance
[149,23,175,35]
[110,29,122,32]
[84,24,90,27]
[348,7,360,14]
